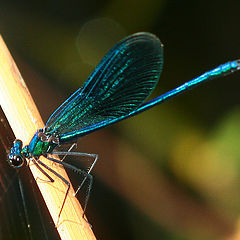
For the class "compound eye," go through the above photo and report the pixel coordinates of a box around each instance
[8,155,24,168]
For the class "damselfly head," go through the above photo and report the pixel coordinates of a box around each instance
[7,139,25,168]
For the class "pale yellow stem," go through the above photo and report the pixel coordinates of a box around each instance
[0,35,96,240]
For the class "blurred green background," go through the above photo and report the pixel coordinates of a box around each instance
[1,0,240,239]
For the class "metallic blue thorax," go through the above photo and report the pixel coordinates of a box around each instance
[23,130,57,158]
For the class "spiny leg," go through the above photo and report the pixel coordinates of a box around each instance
[32,159,67,225]
[32,158,54,183]
[60,143,77,162]
[48,143,77,168]
[36,159,70,225]
[46,155,93,218]
[52,151,98,195]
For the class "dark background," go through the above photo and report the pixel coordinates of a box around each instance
[1,0,240,239]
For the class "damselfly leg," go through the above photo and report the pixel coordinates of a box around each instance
[52,151,98,194]
[45,155,94,221]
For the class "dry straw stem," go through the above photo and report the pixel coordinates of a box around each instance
[0,36,96,240]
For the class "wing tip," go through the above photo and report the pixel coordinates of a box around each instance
[124,32,164,48]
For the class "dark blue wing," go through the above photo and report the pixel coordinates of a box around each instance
[44,32,163,143]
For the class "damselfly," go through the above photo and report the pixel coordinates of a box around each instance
[7,32,240,220]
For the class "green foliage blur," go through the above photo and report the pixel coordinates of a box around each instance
[1,0,240,239]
